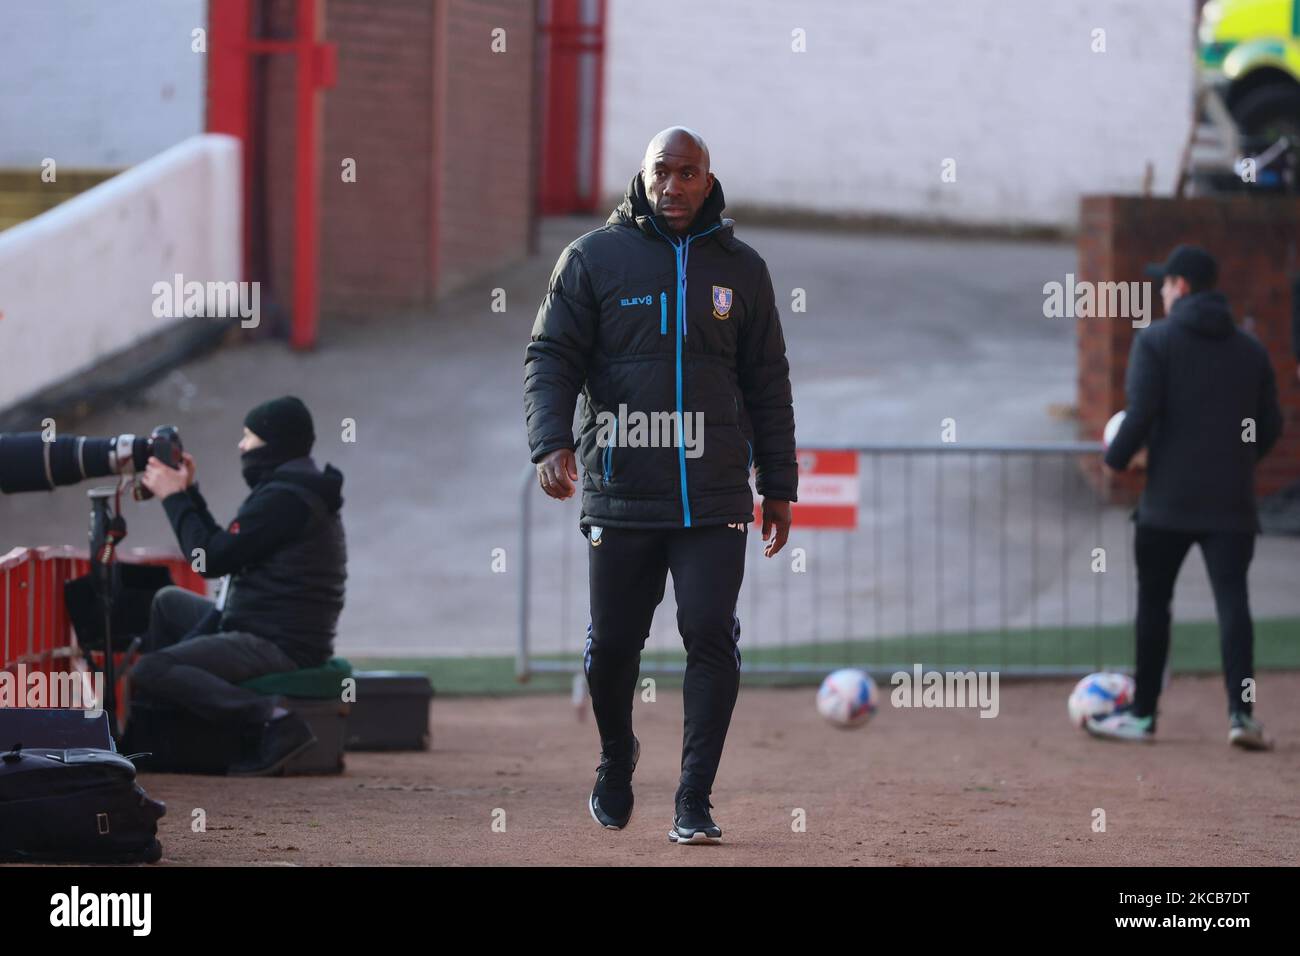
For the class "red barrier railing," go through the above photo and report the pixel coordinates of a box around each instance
[1,546,207,719]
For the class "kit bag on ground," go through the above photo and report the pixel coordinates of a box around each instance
[0,744,165,863]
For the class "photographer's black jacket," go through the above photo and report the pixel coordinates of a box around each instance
[1105,291,1283,534]
[524,173,797,528]
[161,457,347,667]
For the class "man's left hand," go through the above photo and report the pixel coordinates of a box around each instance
[761,498,791,558]
[141,455,190,499]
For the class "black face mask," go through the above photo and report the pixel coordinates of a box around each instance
[240,445,289,489]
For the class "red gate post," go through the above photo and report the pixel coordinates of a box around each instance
[208,0,336,350]
[206,0,254,283]
[290,0,337,350]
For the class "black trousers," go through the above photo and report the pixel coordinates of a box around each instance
[584,523,748,794]
[127,586,298,726]
[1132,524,1256,727]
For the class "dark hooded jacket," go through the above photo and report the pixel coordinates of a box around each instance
[1105,290,1283,533]
[161,456,347,667]
[524,173,797,528]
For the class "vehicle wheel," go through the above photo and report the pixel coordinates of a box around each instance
[1231,83,1300,193]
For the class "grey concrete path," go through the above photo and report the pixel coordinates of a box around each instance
[2,216,1297,660]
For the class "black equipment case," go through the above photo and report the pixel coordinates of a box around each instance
[345,672,434,751]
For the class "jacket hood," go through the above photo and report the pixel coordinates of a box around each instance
[269,456,345,512]
[1170,290,1235,338]
[608,171,737,246]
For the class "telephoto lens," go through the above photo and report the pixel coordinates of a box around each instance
[0,427,183,495]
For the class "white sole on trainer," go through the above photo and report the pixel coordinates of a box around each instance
[588,792,630,830]
[1084,722,1154,744]
[1229,731,1272,751]
[668,827,720,845]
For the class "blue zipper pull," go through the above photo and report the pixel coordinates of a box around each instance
[680,239,689,339]
[681,279,687,338]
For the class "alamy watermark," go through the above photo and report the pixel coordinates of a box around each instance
[50,886,151,936]
[595,403,705,458]
[1043,274,1150,328]
[890,665,1000,718]
[0,665,104,715]
[152,273,260,328]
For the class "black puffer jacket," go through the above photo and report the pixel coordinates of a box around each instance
[1105,290,1283,533]
[525,173,797,528]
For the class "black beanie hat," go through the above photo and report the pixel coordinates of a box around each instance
[244,396,315,459]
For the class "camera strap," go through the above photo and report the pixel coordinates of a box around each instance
[214,574,232,612]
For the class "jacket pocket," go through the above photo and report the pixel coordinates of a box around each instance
[660,291,667,335]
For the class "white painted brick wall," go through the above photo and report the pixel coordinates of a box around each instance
[0,135,241,410]
[0,0,208,168]
[603,0,1195,229]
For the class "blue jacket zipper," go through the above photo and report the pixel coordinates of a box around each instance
[603,419,616,483]
[648,218,723,528]
[660,291,667,334]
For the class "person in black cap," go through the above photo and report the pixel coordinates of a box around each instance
[1090,245,1283,750]
[127,396,348,775]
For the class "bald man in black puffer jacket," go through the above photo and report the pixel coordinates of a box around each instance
[525,128,797,844]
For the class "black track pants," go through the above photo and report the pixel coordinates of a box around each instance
[1132,523,1257,727]
[584,523,747,794]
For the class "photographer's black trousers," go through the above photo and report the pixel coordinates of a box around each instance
[1131,524,1256,729]
[584,523,748,795]
[127,586,297,727]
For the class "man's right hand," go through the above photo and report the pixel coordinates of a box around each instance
[537,448,578,500]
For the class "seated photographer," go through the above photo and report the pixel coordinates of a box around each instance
[128,396,347,776]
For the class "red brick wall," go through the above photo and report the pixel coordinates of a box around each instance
[257,0,539,325]
[321,0,437,310]
[433,0,539,294]
[1077,195,1300,502]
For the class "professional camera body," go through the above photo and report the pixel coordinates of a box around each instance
[0,425,183,498]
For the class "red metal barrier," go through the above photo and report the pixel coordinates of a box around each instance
[1,547,207,720]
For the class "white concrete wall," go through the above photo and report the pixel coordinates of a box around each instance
[603,0,1195,229]
[0,134,241,411]
[0,0,208,167]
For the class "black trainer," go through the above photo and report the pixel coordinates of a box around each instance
[668,784,722,844]
[588,735,640,829]
[228,712,317,777]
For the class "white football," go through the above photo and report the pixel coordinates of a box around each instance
[1067,672,1136,728]
[816,668,879,728]
[1102,410,1126,449]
